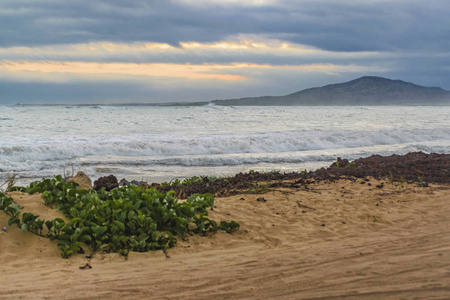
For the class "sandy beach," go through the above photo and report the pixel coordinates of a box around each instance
[2,1,450,299]
[1,173,449,299]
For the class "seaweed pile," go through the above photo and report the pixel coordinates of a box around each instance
[320,152,449,183]
[150,152,449,197]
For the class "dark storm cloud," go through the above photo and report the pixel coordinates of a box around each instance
[1,0,450,104]
[1,0,449,52]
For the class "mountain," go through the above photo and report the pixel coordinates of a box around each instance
[212,76,450,106]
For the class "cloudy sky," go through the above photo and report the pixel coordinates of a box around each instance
[1,0,449,104]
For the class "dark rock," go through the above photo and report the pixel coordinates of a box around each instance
[331,157,349,168]
[150,152,449,198]
[94,175,119,191]
[326,152,449,184]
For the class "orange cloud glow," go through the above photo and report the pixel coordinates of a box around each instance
[0,61,248,81]
[0,60,387,83]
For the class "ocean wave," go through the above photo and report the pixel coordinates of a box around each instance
[1,105,449,182]
[2,143,449,185]
[0,106,15,112]
[1,128,449,163]
[0,129,450,169]
[89,105,127,110]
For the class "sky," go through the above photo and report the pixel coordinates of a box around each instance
[1,0,449,104]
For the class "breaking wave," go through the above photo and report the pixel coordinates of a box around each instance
[1,105,449,182]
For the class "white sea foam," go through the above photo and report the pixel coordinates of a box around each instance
[0,106,15,112]
[1,105,449,183]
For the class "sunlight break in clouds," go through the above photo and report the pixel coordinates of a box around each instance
[0,61,247,81]
[0,40,383,64]
[0,38,388,89]
[0,61,386,83]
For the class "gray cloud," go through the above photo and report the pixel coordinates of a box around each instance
[0,0,449,52]
[1,0,450,104]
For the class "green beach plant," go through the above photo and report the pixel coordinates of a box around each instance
[388,171,395,184]
[0,176,239,258]
[246,183,269,194]
[0,175,17,193]
[160,175,205,187]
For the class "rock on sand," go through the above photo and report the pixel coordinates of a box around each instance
[66,171,92,190]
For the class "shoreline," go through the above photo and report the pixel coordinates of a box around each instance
[3,105,449,188]
[5,151,450,194]
[149,152,450,197]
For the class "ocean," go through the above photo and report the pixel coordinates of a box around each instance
[1,104,449,185]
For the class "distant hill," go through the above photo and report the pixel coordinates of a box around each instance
[212,76,450,106]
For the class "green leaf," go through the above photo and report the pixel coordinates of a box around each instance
[79,234,92,243]
[72,228,82,241]
[11,204,22,212]
[113,220,125,231]
[58,239,71,249]
[45,220,54,231]
[8,217,20,226]
[59,249,73,258]
[54,218,65,224]
[22,212,37,223]
[151,231,158,242]
[92,225,107,237]
[219,220,240,233]
[128,210,136,220]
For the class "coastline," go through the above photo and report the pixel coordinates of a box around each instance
[1,152,449,299]
[3,105,449,186]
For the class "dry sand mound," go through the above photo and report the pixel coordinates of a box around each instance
[1,178,449,299]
